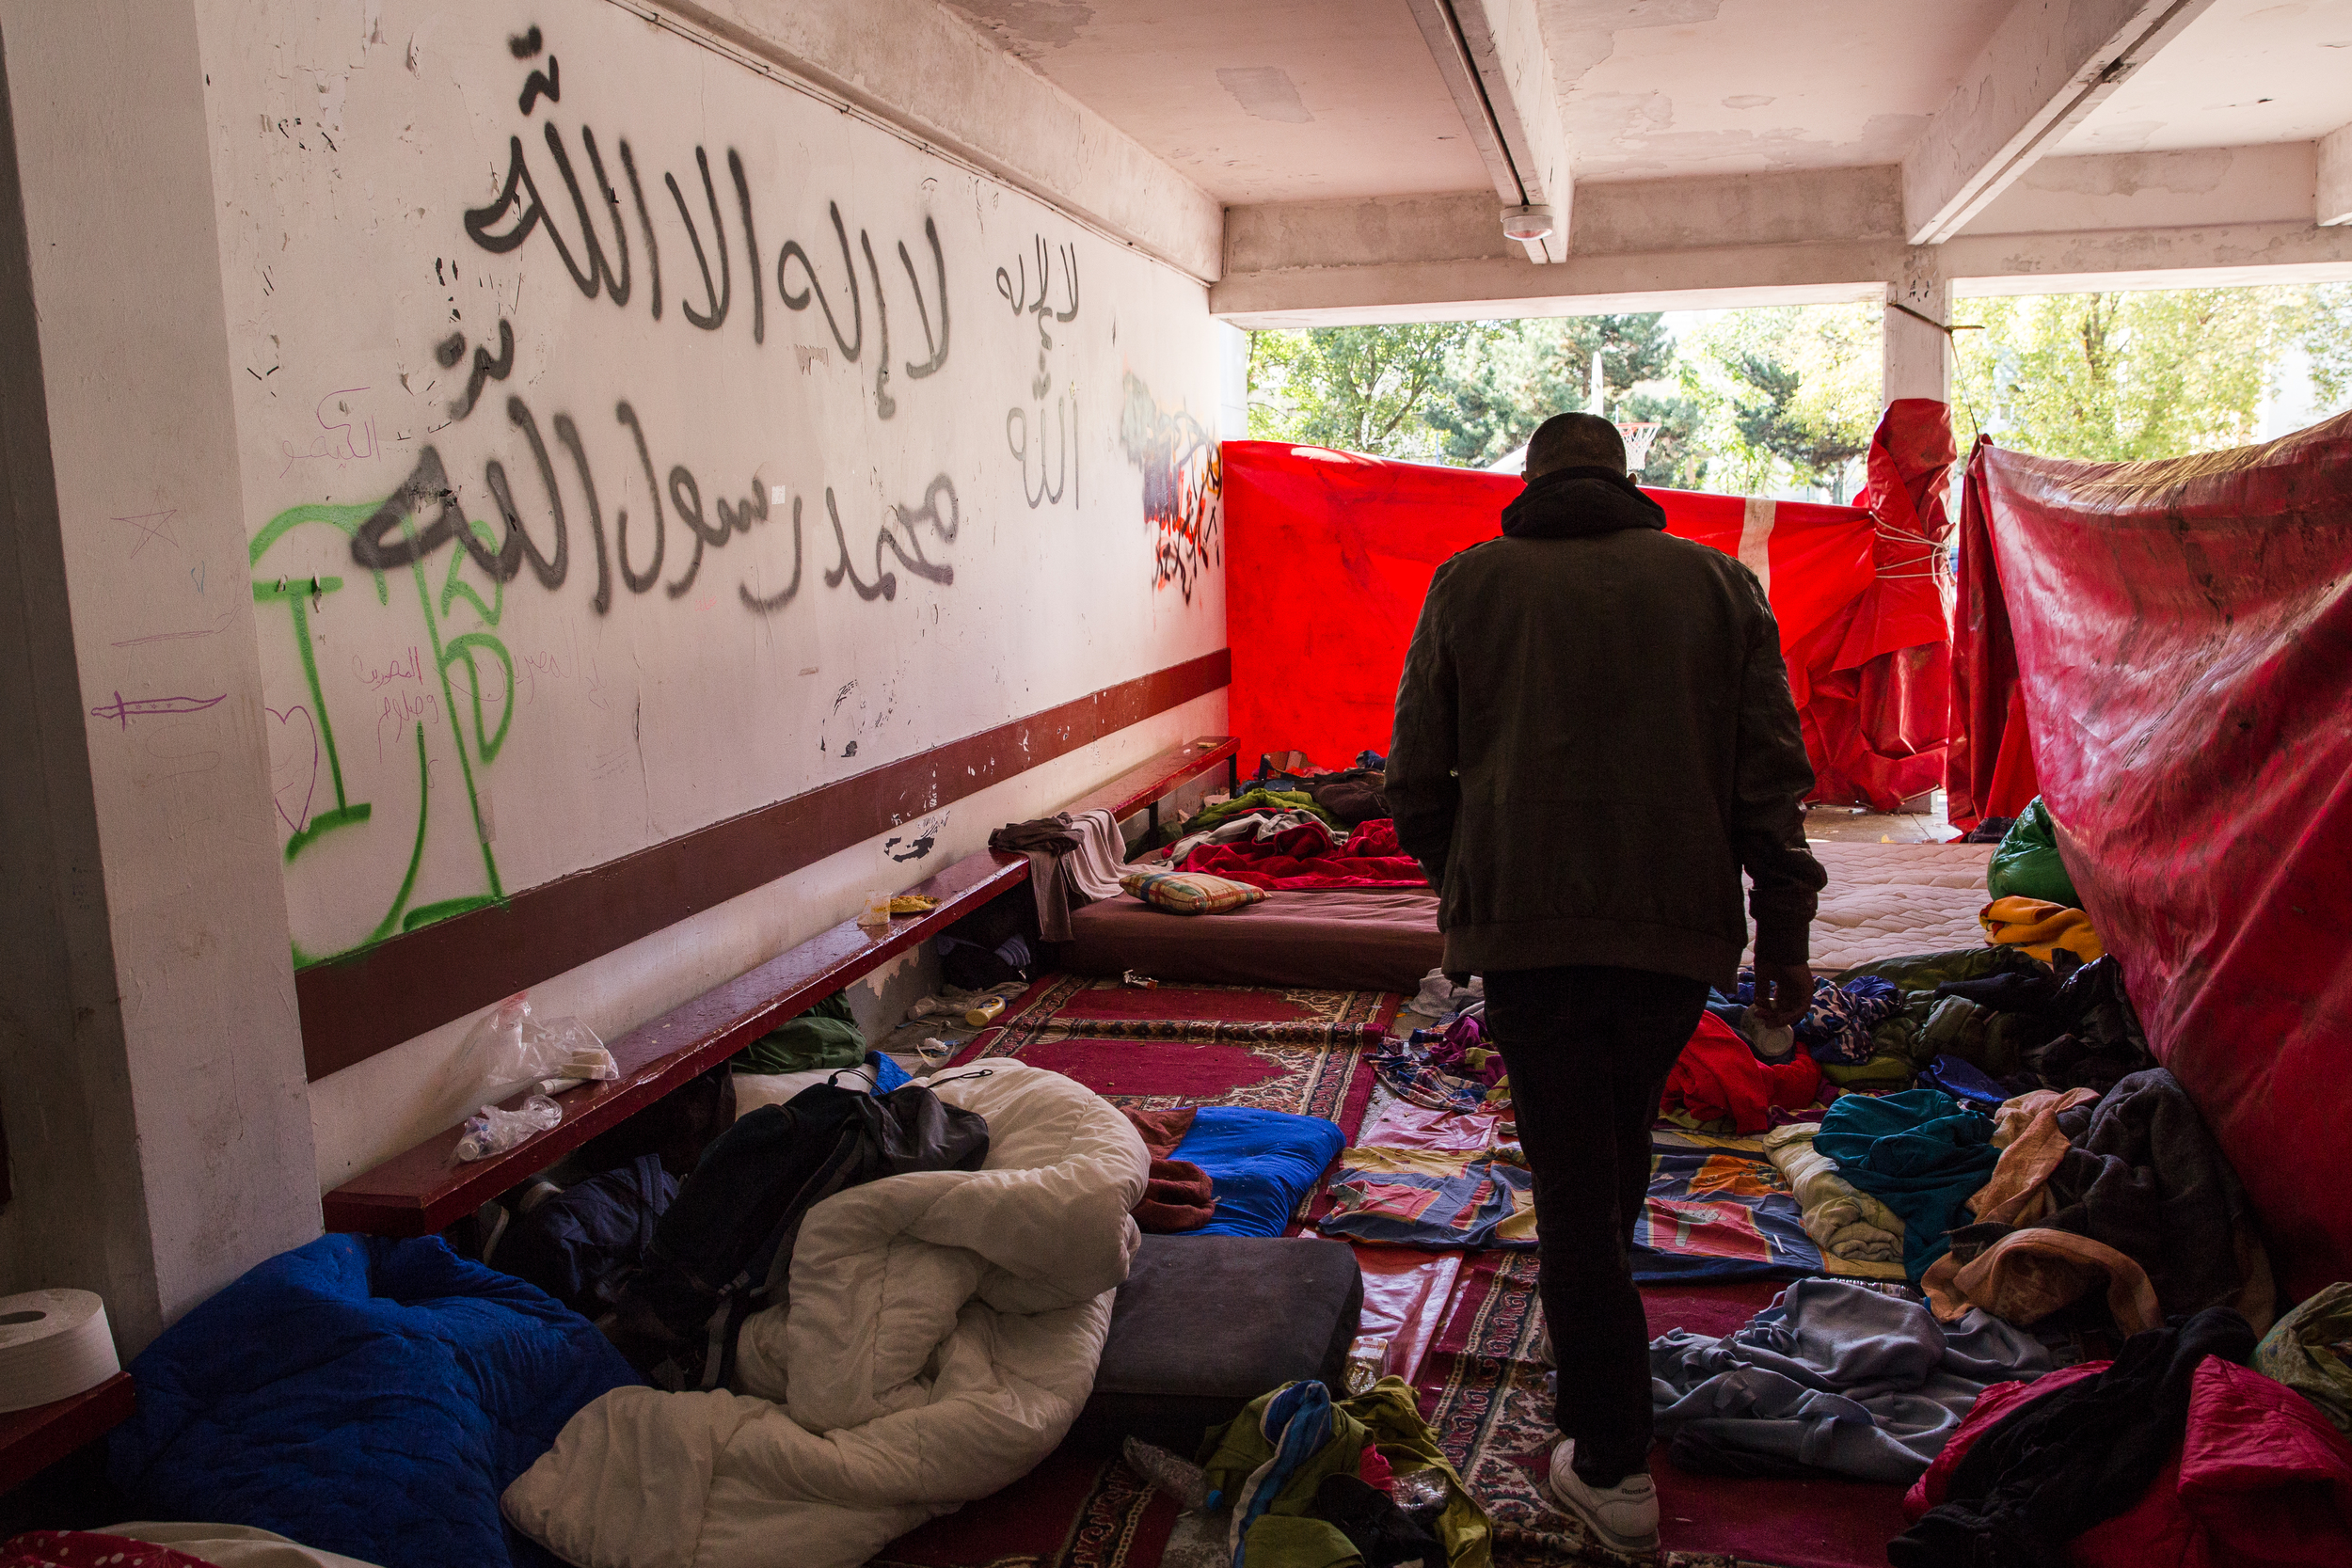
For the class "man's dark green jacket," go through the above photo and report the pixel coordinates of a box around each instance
[1386,464,1825,989]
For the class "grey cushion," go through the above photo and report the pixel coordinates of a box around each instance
[1070,1233,1363,1455]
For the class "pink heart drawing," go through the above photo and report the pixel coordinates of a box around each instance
[266,704,320,837]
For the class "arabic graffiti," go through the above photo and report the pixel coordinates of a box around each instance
[998,234,1079,510]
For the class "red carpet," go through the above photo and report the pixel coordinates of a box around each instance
[874,1444,1175,1568]
[950,974,1390,1134]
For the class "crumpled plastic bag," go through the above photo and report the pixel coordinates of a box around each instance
[2254,1280,2352,1436]
[453,992,614,1113]
[1988,797,2083,908]
[454,1094,563,1162]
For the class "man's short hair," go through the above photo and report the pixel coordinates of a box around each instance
[1524,412,1626,478]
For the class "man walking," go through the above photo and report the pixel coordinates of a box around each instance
[1387,412,1823,1556]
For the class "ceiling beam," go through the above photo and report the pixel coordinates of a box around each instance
[1402,0,1570,263]
[2322,123,2352,228]
[1902,0,2221,246]
[640,0,1224,281]
[1212,160,2352,326]
[1401,0,1521,207]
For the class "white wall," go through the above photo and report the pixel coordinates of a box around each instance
[0,0,1226,1343]
[179,0,1226,1185]
[0,1,320,1351]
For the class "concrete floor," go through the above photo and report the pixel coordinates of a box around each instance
[1804,790,1961,845]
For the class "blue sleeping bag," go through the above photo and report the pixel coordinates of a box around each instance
[112,1233,641,1568]
[1168,1106,1345,1238]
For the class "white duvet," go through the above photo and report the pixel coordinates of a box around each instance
[502,1061,1150,1568]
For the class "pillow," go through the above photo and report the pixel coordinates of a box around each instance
[1120,868,1267,916]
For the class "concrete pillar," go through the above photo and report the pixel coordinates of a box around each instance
[0,1,320,1354]
[1216,322,1252,442]
[1883,252,1953,407]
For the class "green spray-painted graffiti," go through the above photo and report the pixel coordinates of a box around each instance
[251,498,513,968]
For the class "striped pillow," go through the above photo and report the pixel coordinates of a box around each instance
[1119,868,1267,916]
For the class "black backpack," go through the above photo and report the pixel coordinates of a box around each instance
[602,1075,992,1389]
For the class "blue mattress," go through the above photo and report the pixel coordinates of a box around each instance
[1169,1105,1346,1238]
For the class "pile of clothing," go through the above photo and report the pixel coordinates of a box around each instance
[505,1062,1152,1568]
[1660,1012,1823,1135]
[1804,1064,2276,1354]
[1918,1067,2275,1338]
[1808,945,2157,1098]
[1179,817,1426,891]
[1710,970,1904,1067]
[1194,1379,1488,1568]
[1761,1122,1905,1266]
[1249,750,1392,828]
[1135,753,1429,893]
[1895,1307,2352,1565]
[1396,968,1482,1034]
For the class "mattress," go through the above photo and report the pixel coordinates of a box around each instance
[1058,887,1442,992]
[1763,839,1996,974]
[1067,840,1990,990]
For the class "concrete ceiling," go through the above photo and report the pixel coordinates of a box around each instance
[2055,0,2352,154]
[940,0,2338,197]
[919,0,2352,320]
[1543,0,2015,182]
[939,0,1495,202]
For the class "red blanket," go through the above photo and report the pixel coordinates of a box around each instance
[1181,819,1428,891]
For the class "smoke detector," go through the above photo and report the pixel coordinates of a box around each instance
[1501,204,1554,242]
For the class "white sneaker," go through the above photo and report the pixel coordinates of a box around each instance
[1546,1438,1660,1557]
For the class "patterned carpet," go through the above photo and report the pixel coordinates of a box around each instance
[874,1446,1175,1568]
[878,976,1398,1566]
[1416,1256,1911,1567]
[909,974,1905,1568]
[948,975,1391,1132]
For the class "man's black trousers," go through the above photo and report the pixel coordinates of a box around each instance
[1484,964,1708,1489]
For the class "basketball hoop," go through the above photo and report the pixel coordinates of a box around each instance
[1616,420,1662,474]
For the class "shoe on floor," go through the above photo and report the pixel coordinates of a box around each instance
[1546,1438,1659,1558]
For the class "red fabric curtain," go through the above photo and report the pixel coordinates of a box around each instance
[1223,400,1956,807]
[1957,414,2352,1297]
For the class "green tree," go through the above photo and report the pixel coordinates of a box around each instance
[1424,313,1676,467]
[1680,304,1882,500]
[1728,353,1869,500]
[2305,283,2352,409]
[1950,287,2311,460]
[1246,323,1483,458]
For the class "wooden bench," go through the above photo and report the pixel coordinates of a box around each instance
[322,736,1241,1237]
[0,1373,134,1497]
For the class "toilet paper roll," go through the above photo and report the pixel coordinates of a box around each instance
[0,1290,119,1414]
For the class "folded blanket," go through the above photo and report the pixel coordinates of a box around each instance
[1761,1124,1905,1263]
[1979,896,2105,964]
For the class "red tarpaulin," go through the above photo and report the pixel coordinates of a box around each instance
[1954,415,2352,1297]
[1223,400,1957,808]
